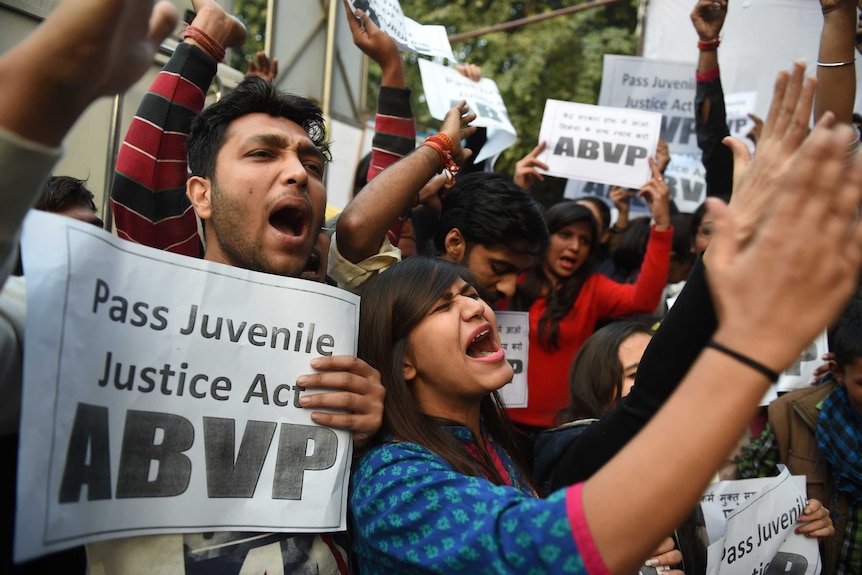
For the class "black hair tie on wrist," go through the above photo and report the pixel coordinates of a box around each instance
[706,340,781,383]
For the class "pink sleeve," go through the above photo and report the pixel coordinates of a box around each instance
[566,483,613,575]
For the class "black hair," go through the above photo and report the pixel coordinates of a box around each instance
[509,201,598,350]
[187,75,330,179]
[576,196,611,232]
[35,176,97,214]
[832,309,862,370]
[611,217,652,283]
[690,202,709,252]
[359,256,531,486]
[434,172,549,256]
[559,318,656,424]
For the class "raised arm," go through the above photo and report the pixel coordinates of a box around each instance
[596,159,673,317]
[0,0,178,282]
[111,0,245,256]
[551,59,819,490]
[336,103,476,264]
[813,0,857,124]
[581,67,862,573]
[691,0,733,198]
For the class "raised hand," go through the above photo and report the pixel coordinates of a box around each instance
[638,158,671,231]
[455,63,483,82]
[297,355,386,449]
[513,142,549,189]
[439,100,478,166]
[0,0,179,146]
[691,0,728,40]
[343,0,405,88]
[247,51,279,82]
[721,63,816,248]
[708,117,862,374]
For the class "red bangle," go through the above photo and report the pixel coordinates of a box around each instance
[183,25,226,62]
[697,37,721,51]
[423,134,461,181]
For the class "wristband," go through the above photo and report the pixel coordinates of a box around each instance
[706,340,780,382]
[697,37,721,51]
[183,25,226,63]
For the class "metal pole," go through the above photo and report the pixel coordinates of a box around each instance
[448,0,624,42]
[635,0,648,56]
[265,0,275,56]
[322,0,338,119]
[101,93,123,232]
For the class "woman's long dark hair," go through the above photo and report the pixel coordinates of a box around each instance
[509,202,598,351]
[359,256,531,486]
[558,319,655,424]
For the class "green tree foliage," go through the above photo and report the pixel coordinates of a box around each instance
[366,0,638,203]
[229,0,268,71]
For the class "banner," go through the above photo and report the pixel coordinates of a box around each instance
[599,55,699,156]
[15,212,358,561]
[494,311,528,408]
[418,58,517,162]
[538,100,662,189]
[347,0,455,61]
[701,468,821,575]
[563,152,706,215]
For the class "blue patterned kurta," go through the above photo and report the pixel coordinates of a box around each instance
[350,426,593,574]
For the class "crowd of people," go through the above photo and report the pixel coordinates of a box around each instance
[1,0,862,573]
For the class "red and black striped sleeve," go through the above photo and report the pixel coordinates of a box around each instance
[111,43,216,257]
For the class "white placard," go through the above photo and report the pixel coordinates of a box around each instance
[599,55,700,156]
[760,331,829,406]
[726,91,758,156]
[417,58,517,162]
[564,153,706,215]
[348,0,455,61]
[663,153,707,214]
[16,211,357,562]
[702,468,820,575]
[538,100,662,189]
[494,311,528,408]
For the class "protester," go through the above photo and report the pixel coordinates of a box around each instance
[88,0,386,571]
[349,90,862,573]
[691,0,733,199]
[0,1,178,571]
[575,196,614,276]
[739,308,859,574]
[34,176,103,228]
[506,159,672,444]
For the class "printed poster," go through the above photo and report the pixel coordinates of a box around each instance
[418,58,517,162]
[347,0,455,61]
[16,211,357,561]
[702,468,820,575]
[494,311,529,408]
[538,100,662,189]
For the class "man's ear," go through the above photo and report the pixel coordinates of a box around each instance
[187,176,213,220]
[402,354,417,382]
[443,228,467,263]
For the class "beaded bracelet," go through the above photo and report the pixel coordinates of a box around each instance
[706,340,780,382]
[423,133,461,181]
[183,25,226,63]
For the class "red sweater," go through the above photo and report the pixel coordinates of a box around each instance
[508,226,673,429]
